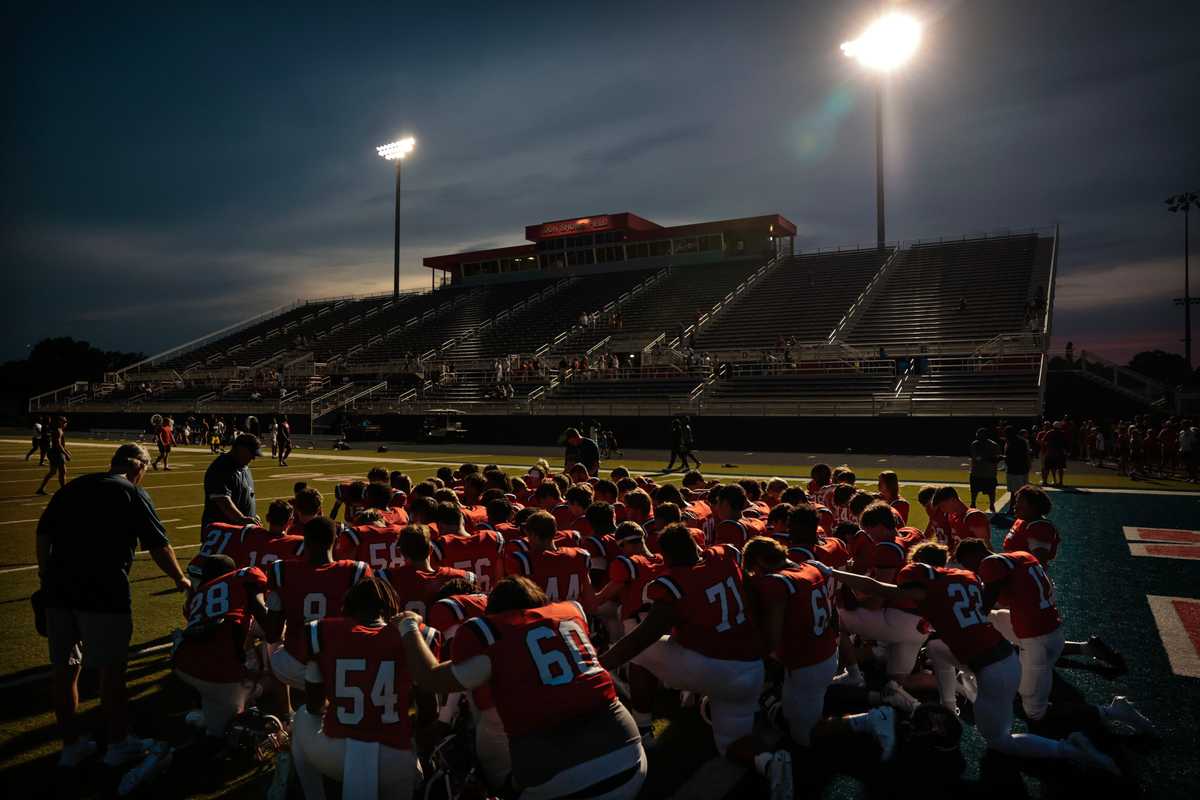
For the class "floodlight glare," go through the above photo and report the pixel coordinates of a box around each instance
[841,12,922,72]
[377,137,416,160]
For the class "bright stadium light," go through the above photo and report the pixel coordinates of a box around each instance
[378,137,416,299]
[841,12,923,249]
[377,137,415,161]
[841,12,922,72]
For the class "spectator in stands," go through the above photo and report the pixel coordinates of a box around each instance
[200,434,262,536]
[1041,422,1068,486]
[969,428,1002,512]
[36,443,190,768]
[1181,420,1198,482]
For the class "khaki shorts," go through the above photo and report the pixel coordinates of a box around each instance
[47,608,133,669]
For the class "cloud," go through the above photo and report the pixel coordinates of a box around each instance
[1054,257,1182,312]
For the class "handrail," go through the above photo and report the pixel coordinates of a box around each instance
[28,381,90,411]
[666,253,781,349]
[586,336,612,357]
[828,245,900,344]
[1037,223,1059,411]
[641,333,665,354]
[534,266,669,358]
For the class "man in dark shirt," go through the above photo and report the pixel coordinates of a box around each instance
[1002,426,1032,508]
[563,427,601,477]
[36,443,190,768]
[200,433,262,536]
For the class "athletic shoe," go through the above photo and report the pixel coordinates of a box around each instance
[869,707,898,762]
[1085,635,1128,675]
[1066,732,1120,775]
[955,670,978,704]
[103,736,156,767]
[831,668,865,688]
[58,738,98,768]
[184,710,206,730]
[118,742,173,796]
[1104,696,1157,737]
[881,681,921,715]
[766,749,793,800]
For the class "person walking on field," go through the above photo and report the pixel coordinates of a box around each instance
[26,416,47,463]
[36,443,191,768]
[680,417,702,470]
[36,417,71,496]
[152,417,175,471]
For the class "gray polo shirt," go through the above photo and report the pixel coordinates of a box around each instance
[200,453,256,532]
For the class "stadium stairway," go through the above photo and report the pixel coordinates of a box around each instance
[693,247,892,353]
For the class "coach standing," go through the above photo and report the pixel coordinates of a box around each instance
[563,427,601,477]
[36,443,191,768]
[200,433,262,537]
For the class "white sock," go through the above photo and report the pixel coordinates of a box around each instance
[753,752,773,775]
[845,664,862,678]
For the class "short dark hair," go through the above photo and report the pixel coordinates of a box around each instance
[364,482,392,508]
[487,497,513,524]
[303,516,338,552]
[932,486,960,505]
[524,510,557,542]
[367,467,389,484]
[780,487,808,505]
[954,538,991,566]
[912,542,949,568]
[1014,484,1052,516]
[434,502,464,529]
[399,524,432,560]
[743,536,787,570]
[718,483,749,512]
[658,523,699,565]
[787,504,819,542]
[487,576,549,614]
[654,502,682,524]
[565,485,594,508]
[917,485,939,505]
[860,501,898,530]
[266,499,293,526]
[585,501,616,533]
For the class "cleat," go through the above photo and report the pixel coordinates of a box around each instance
[1066,732,1120,775]
[832,668,865,688]
[58,738,98,768]
[955,670,978,704]
[766,749,793,800]
[185,709,206,730]
[881,680,921,715]
[1104,696,1157,737]
[1086,635,1127,675]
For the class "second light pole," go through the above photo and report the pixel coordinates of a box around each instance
[377,136,416,300]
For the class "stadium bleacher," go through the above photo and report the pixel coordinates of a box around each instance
[842,234,1050,352]
[51,229,1055,418]
[695,248,892,351]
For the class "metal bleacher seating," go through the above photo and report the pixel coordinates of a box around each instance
[843,234,1050,352]
[695,248,891,351]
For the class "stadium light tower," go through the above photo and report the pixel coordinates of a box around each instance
[377,136,416,300]
[841,12,922,249]
[1166,191,1199,368]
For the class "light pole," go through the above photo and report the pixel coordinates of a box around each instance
[377,137,416,300]
[841,12,922,250]
[1167,191,1199,369]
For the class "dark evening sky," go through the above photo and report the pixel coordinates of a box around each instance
[3,0,1198,362]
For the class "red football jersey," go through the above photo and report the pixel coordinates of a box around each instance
[896,563,1007,666]
[502,531,580,559]
[434,531,505,592]
[787,537,850,570]
[646,525,706,554]
[1003,518,1060,563]
[339,525,406,572]
[713,514,768,547]
[748,561,837,668]
[450,601,616,737]
[504,547,591,603]
[379,564,475,617]
[426,592,489,641]
[176,567,268,683]
[269,559,372,659]
[646,545,762,661]
[379,507,409,527]
[237,529,304,569]
[925,508,950,544]
[607,553,664,620]
[978,551,1061,638]
[580,532,618,572]
[549,503,577,530]
[944,508,990,551]
[189,522,256,574]
[460,504,488,533]
[306,616,438,749]
[891,498,911,525]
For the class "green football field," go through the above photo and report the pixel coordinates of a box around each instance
[0,437,1197,798]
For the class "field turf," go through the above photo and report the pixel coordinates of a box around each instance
[0,437,1197,798]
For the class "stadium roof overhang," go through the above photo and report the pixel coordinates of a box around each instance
[422,212,796,271]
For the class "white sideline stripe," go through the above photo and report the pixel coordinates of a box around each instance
[1147,595,1200,679]
[995,491,1012,513]
[0,542,203,575]
[2,440,1198,495]
[0,642,174,689]
[0,518,38,526]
